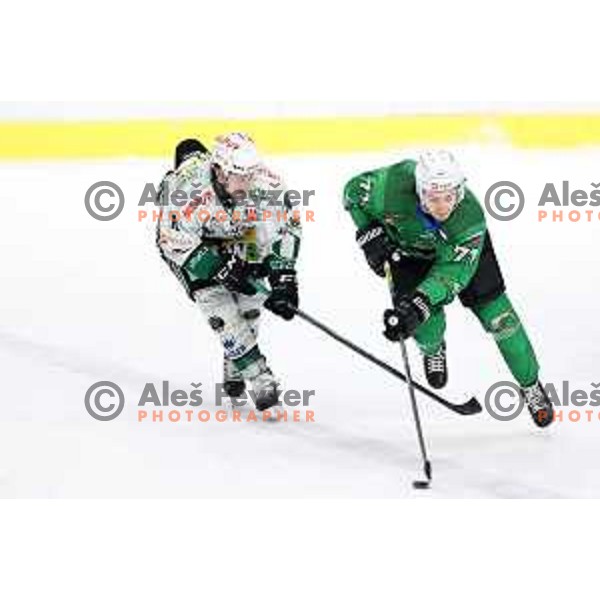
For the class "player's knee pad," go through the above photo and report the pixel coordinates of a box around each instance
[476,295,522,342]
[487,309,522,342]
[195,288,257,359]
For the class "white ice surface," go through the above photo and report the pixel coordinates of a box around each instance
[1,146,600,498]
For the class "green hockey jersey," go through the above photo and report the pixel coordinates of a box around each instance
[343,159,487,306]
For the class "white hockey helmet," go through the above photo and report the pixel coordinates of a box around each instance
[415,150,466,206]
[212,132,261,176]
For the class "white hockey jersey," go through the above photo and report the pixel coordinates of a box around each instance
[157,152,301,291]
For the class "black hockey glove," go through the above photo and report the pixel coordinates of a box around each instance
[214,254,257,296]
[356,221,396,277]
[264,269,298,321]
[383,292,432,341]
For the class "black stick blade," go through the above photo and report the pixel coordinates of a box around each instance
[452,396,482,415]
[412,460,432,489]
[412,480,431,489]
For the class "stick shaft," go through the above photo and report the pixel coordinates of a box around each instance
[398,337,431,480]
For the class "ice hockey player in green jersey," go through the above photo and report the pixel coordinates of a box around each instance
[343,150,553,427]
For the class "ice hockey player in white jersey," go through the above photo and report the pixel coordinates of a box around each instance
[157,134,302,411]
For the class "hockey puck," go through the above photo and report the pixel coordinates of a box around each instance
[412,480,431,489]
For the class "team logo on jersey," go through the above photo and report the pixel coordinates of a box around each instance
[453,233,483,263]
[453,244,478,263]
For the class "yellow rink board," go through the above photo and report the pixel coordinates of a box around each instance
[1,114,600,159]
